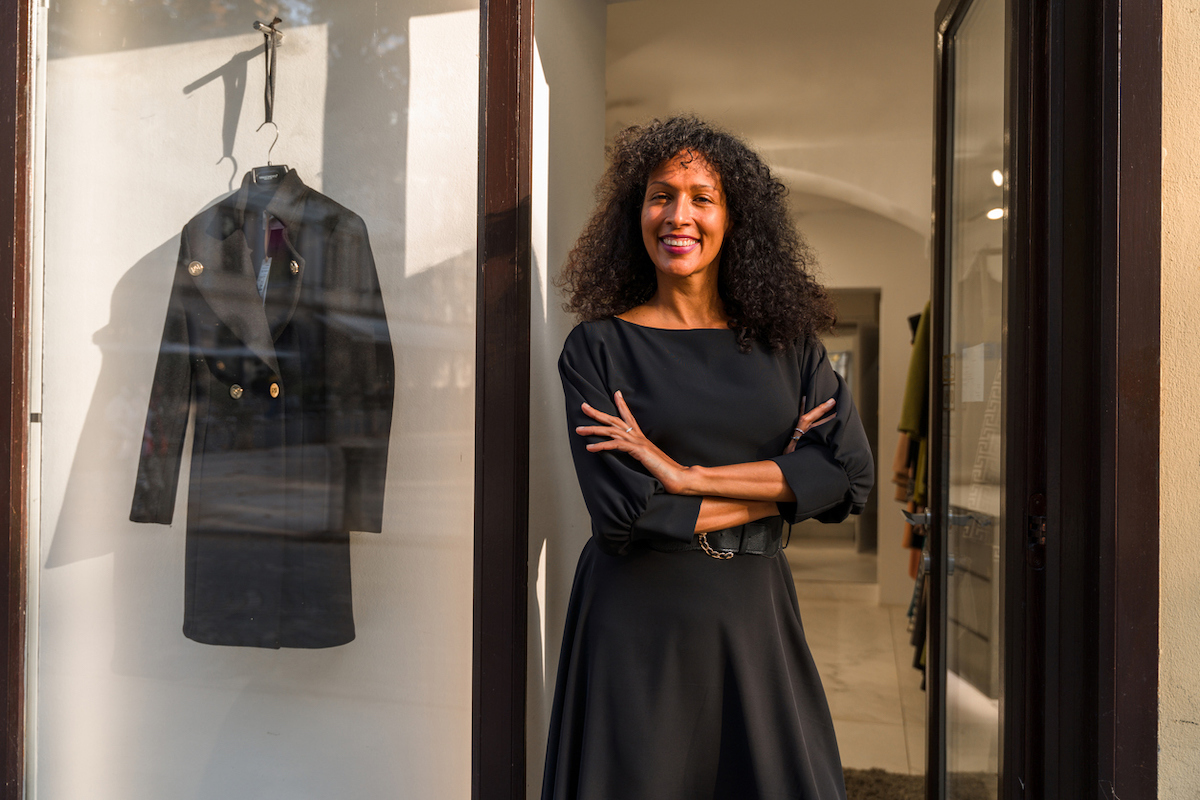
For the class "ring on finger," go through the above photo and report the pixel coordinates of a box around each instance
[625,426,633,433]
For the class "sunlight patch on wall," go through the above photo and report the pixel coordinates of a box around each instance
[404,10,479,278]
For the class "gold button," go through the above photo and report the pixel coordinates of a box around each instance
[215,361,225,371]
[290,260,300,275]
[188,260,204,276]
[269,382,280,398]
[230,384,243,400]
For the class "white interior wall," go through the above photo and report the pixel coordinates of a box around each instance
[526,1,608,797]
[796,208,931,606]
[606,0,939,239]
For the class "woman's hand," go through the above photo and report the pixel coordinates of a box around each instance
[783,396,836,454]
[576,390,832,503]
[576,391,693,495]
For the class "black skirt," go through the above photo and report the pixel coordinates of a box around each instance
[541,539,848,799]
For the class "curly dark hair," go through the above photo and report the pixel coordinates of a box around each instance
[559,115,835,352]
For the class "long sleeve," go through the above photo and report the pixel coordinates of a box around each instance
[770,341,875,525]
[331,215,394,534]
[559,326,702,555]
[130,231,195,524]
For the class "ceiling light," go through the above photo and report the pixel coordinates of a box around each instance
[991,169,1003,187]
[986,207,1004,220]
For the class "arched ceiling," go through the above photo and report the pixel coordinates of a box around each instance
[606,0,942,237]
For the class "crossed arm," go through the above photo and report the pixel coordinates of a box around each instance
[575,390,835,534]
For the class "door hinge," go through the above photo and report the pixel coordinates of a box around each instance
[1026,492,1047,569]
[1027,515,1046,546]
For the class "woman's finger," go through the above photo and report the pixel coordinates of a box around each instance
[585,439,630,452]
[807,413,836,430]
[581,402,625,427]
[613,390,639,432]
[800,398,836,425]
[575,424,629,438]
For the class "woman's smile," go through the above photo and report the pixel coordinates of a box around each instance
[641,152,731,281]
[660,235,699,254]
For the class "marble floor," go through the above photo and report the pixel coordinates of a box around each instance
[786,537,927,777]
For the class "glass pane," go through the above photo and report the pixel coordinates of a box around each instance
[33,2,478,797]
[942,0,1006,797]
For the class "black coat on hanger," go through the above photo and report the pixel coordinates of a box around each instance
[130,168,394,649]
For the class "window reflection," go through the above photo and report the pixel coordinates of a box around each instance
[37,2,478,797]
[943,0,1006,796]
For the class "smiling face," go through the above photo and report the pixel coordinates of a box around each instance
[640,151,732,286]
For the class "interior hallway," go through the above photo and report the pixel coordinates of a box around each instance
[788,537,926,776]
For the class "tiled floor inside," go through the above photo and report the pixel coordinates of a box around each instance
[786,536,927,777]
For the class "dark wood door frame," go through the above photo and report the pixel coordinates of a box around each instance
[1030,0,1160,797]
[474,0,534,798]
[1093,0,1161,795]
[929,0,1160,798]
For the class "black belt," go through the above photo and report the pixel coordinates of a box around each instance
[645,517,786,558]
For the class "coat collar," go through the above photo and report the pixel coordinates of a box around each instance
[189,169,311,374]
[231,167,310,234]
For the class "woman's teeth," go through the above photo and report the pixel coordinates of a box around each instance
[662,237,695,247]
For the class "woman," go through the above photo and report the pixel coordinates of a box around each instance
[543,116,874,800]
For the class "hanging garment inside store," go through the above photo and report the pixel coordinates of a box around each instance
[130,167,394,649]
[895,302,931,682]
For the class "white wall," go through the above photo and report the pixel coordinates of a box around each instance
[34,5,479,798]
[796,206,931,607]
[525,1,609,797]
[606,0,939,239]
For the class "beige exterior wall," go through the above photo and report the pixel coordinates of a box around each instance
[1160,0,1200,795]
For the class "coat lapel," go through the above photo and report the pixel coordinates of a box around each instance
[189,227,280,375]
[258,171,308,340]
[189,169,314,373]
[266,232,306,340]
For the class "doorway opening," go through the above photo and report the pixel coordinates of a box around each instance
[603,0,940,782]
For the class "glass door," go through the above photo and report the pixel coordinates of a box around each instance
[930,0,1009,797]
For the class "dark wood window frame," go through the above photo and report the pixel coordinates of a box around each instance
[0,0,33,795]
[0,0,1158,798]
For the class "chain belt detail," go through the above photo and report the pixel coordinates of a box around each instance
[645,517,786,559]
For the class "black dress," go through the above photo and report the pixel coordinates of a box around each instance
[542,317,874,800]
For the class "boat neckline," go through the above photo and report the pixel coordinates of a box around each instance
[611,315,733,333]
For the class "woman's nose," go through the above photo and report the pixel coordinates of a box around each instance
[665,198,692,227]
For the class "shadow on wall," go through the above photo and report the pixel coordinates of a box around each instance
[182,43,266,191]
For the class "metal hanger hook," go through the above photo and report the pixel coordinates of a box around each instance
[256,120,279,166]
